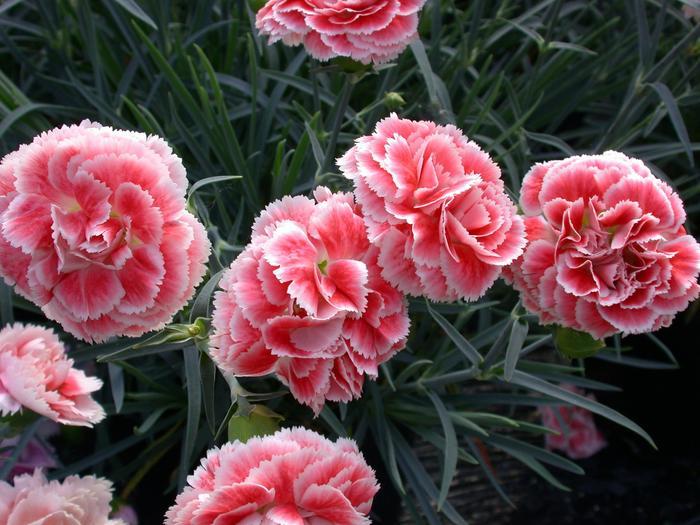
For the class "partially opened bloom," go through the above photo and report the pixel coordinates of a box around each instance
[0,121,210,343]
[504,151,700,339]
[538,385,607,459]
[339,114,525,301]
[0,323,104,426]
[211,188,409,414]
[0,470,125,525]
[256,0,426,64]
[165,427,379,525]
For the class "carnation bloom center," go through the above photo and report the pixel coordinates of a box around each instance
[54,190,151,273]
[555,195,674,306]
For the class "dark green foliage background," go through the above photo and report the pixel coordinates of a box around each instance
[1,1,698,522]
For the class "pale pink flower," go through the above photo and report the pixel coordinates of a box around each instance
[683,3,700,23]
[0,470,125,525]
[504,152,700,338]
[256,0,426,64]
[211,188,409,414]
[0,122,211,343]
[538,385,607,460]
[112,504,138,525]
[165,427,379,525]
[339,114,526,301]
[0,323,105,426]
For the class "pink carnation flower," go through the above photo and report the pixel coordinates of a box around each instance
[339,114,526,301]
[0,470,125,524]
[0,122,210,343]
[256,0,426,64]
[165,427,379,525]
[112,504,138,525]
[211,188,409,414]
[0,323,105,426]
[538,385,607,460]
[504,152,700,339]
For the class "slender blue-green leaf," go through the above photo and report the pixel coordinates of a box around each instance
[135,407,168,435]
[200,352,217,435]
[53,416,176,477]
[504,319,528,381]
[0,419,40,480]
[507,449,571,491]
[0,0,23,16]
[548,41,597,56]
[486,434,584,474]
[319,406,347,438]
[108,362,125,413]
[0,283,13,326]
[594,351,678,370]
[392,424,467,525]
[111,0,158,29]
[190,270,223,322]
[187,175,242,201]
[0,103,75,139]
[426,300,482,366]
[304,121,325,170]
[508,370,656,447]
[179,346,202,489]
[427,391,457,511]
[645,333,678,365]
[633,0,651,67]
[648,82,694,166]
[465,437,515,507]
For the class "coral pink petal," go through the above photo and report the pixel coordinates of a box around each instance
[441,246,501,300]
[263,316,344,358]
[52,267,125,322]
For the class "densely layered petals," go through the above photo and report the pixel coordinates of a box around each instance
[255,0,426,64]
[210,189,409,414]
[538,385,607,460]
[505,152,700,338]
[0,122,211,342]
[339,114,525,301]
[0,324,104,427]
[0,470,125,525]
[165,428,379,525]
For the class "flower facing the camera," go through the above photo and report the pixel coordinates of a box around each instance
[339,114,525,301]
[255,0,426,64]
[0,122,210,343]
[0,324,104,427]
[504,151,700,339]
[165,427,379,525]
[210,188,409,414]
[0,470,125,524]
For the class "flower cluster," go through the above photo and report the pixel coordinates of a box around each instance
[0,121,210,343]
[0,323,104,427]
[256,0,426,64]
[211,188,410,414]
[165,427,379,525]
[0,470,125,525]
[1,70,698,523]
[504,152,700,338]
[339,114,526,301]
